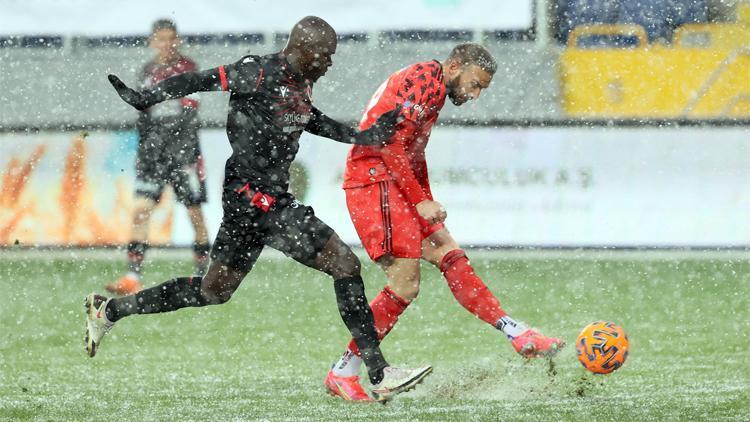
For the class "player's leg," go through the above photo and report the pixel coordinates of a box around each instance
[308,234,432,402]
[105,196,158,295]
[186,205,210,275]
[86,189,263,357]
[265,200,431,401]
[421,227,564,358]
[106,142,166,295]
[128,195,157,273]
[378,255,421,301]
[327,182,425,400]
[326,255,418,401]
[171,160,211,276]
[265,207,387,381]
[345,181,425,351]
[333,256,418,371]
[86,260,250,357]
[104,260,246,320]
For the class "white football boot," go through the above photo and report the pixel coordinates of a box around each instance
[84,293,114,357]
[370,365,433,403]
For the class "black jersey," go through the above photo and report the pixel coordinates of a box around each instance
[109,51,399,196]
[217,53,314,195]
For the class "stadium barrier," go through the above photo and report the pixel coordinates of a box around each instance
[2,125,749,248]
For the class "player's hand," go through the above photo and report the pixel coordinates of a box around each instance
[356,105,403,145]
[108,74,150,111]
[416,200,447,224]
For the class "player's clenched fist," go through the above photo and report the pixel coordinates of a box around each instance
[416,200,447,224]
[108,74,151,111]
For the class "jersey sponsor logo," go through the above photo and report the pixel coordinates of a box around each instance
[283,112,310,125]
[403,100,425,119]
[282,112,310,132]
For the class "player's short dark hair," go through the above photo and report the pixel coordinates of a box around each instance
[448,43,497,75]
[152,19,177,34]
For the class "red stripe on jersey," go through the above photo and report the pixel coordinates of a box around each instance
[218,65,228,91]
[380,181,393,253]
[255,69,264,90]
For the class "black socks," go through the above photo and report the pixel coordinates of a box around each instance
[104,273,389,385]
[105,277,207,323]
[333,275,388,385]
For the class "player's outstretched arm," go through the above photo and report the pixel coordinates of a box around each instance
[305,106,401,145]
[108,69,223,111]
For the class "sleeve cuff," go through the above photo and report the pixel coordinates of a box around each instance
[405,189,428,207]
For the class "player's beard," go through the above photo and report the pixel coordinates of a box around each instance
[445,75,467,106]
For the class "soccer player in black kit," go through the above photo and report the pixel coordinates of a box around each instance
[84,16,431,402]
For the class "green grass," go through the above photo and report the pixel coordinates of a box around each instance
[1,250,748,421]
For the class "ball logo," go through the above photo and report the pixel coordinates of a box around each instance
[576,321,629,374]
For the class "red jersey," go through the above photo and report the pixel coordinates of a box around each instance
[343,60,446,206]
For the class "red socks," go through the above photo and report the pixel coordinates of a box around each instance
[440,249,506,326]
[346,250,504,355]
[347,285,410,356]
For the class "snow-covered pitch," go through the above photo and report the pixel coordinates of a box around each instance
[1,248,747,419]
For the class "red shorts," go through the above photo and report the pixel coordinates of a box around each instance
[345,180,444,261]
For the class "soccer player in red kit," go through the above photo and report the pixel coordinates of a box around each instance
[325,43,564,401]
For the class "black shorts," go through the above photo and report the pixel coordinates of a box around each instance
[135,126,207,207]
[210,185,335,273]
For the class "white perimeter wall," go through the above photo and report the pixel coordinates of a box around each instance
[175,126,750,248]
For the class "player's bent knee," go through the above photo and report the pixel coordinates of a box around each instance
[317,235,362,279]
[200,285,234,305]
[199,265,244,305]
[424,245,456,267]
[395,282,420,301]
[389,274,421,301]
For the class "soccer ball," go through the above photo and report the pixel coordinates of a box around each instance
[575,321,629,374]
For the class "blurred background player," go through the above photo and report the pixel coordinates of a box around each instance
[325,43,564,401]
[107,19,210,295]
